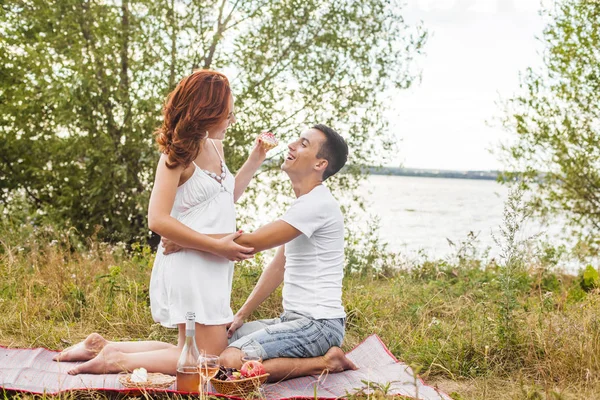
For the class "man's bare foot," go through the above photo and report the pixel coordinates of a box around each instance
[53,333,108,362]
[67,345,124,375]
[323,347,358,373]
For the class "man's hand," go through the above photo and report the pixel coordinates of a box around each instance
[227,312,246,339]
[162,237,183,255]
[217,231,254,262]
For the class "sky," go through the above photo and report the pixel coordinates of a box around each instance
[388,0,547,171]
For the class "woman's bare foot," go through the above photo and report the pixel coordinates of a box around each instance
[67,344,125,375]
[323,347,358,373]
[53,333,108,362]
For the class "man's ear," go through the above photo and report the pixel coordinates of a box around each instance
[314,159,328,174]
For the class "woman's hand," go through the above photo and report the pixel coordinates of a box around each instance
[217,231,254,261]
[249,136,268,162]
[162,238,183,255]
[249,132,278,162]
[234,133,277,203]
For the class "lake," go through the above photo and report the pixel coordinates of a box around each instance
[357,175,568,262]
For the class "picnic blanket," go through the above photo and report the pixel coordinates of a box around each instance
[1,334,451,399]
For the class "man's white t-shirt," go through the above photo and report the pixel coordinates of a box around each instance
[280,184,346,320]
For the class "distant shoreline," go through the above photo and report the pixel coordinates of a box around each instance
[362,166,500,181]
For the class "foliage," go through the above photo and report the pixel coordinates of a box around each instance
[343,214,401,276]
[0,0,427,243]
[580,264,599,292]
[500,0,600,254]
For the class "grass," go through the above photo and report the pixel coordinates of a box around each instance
[1,222,599,400]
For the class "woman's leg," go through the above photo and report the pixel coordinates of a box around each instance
[67,344,182,375]
[178,323,229,355]
[68,323,229,375]
[53,333,175,362]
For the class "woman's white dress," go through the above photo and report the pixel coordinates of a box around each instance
[150,141,236,327]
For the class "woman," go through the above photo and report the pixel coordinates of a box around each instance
[53,70,273,375]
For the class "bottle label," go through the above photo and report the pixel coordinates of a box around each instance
[186,316,195,333]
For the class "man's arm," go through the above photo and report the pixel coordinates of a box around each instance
[227,245,286,337]
[235,220,302,254]
[162,220,301,255]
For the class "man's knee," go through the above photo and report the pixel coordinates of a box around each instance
[219,347,242,369]
[228,320,270,344]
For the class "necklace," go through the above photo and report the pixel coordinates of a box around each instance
[201,159,226,184]
[198,138,227,190]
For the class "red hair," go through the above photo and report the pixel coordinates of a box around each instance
[154,70,231,168]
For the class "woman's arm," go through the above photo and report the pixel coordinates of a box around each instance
[232,138,268,203]
[148,154,254,261]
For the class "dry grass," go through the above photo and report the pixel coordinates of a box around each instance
[1,226,599,399]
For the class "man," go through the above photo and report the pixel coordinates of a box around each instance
[214,124,357,381]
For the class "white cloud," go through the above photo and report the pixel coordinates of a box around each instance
[390,0,546,170]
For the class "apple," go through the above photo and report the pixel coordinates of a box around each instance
[240,360,266,378]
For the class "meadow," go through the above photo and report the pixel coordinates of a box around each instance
[1,215,599,400]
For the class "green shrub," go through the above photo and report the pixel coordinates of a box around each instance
[580,265,600,292]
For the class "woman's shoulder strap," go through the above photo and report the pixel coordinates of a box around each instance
[209,139,224,161]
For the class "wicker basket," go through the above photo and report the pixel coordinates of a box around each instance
[118,372,176,390]
[210,373,269,397]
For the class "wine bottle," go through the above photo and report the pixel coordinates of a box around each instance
[176,312,201,392]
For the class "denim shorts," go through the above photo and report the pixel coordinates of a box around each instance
[228,311,345,360]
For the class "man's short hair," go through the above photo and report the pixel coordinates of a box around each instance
[313,124,348,181]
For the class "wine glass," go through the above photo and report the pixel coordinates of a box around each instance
[197,353,219,396]
[241,343,263,363]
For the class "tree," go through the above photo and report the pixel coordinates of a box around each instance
[501,0,600,254]
[0,0,426,243]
